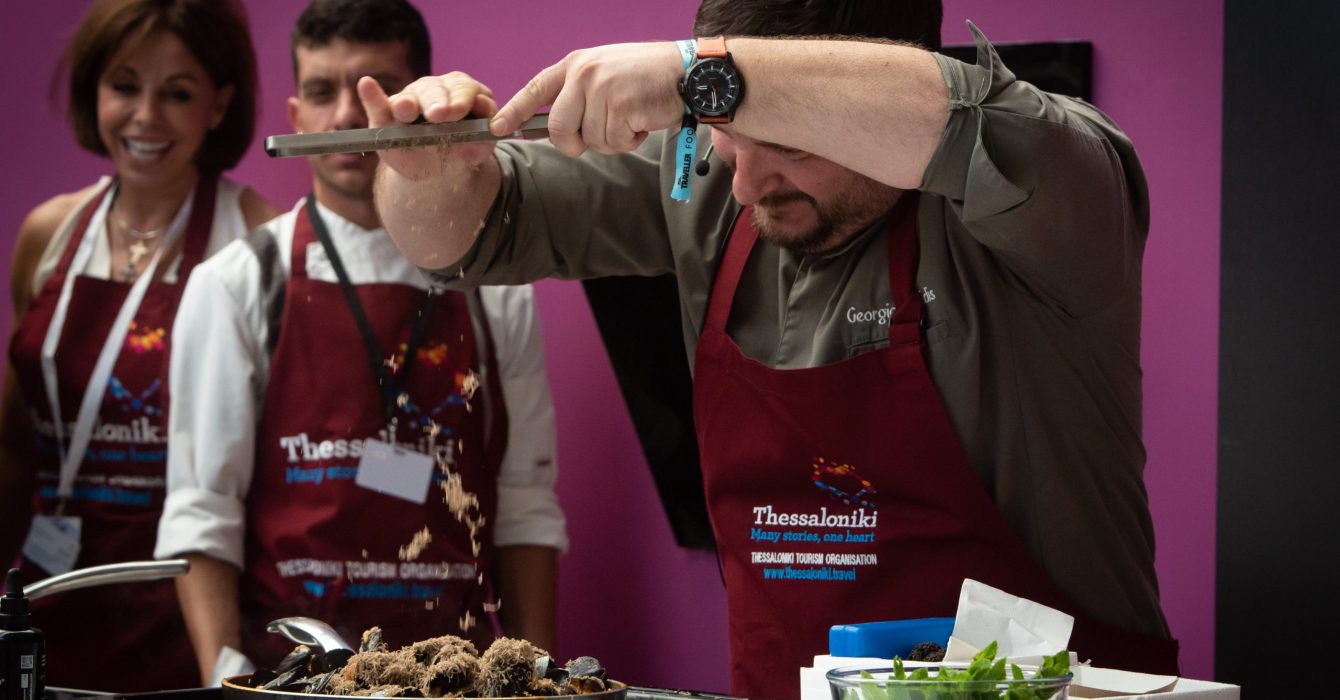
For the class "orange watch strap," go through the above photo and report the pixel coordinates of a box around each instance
[691,36,733,123]
[695,36,727,59]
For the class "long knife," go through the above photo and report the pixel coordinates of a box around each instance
[264,114,549,158]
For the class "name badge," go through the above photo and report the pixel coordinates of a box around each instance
[356,439,433,504]
[22,514,82,575]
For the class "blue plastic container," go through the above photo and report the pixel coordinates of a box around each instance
[828,617,955,658]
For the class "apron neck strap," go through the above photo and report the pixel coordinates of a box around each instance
[175,175,219,277]
[49,182,114,283]
[50,176,218,283]
[705,192,923,339]
[704,207,754,332]
[884,192,924,342]
[292,198,317,278]
[297,194,437,425]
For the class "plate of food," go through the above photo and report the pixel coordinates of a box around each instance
[223,624,623,700]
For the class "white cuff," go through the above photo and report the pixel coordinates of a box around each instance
[154,487,247,568]
[493,483,569,552]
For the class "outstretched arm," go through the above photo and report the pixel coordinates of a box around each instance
[363,39,948,270]
[489,38,949,189]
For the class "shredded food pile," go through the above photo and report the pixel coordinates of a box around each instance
[251,630,610,698]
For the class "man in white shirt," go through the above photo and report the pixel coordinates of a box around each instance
[155,0,566,683]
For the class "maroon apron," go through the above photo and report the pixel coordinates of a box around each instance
[240,202,507,666]
[692,195,1179,700]
[8,178,217,692]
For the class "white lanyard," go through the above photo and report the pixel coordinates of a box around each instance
[39,183,195,500]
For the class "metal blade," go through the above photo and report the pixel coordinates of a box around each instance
[264,114,549,157]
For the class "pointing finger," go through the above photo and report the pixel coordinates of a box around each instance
[493,60,565,135]
[357,77,395,129]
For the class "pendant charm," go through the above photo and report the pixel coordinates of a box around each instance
[129,240,149,265]
[122,241,150,281]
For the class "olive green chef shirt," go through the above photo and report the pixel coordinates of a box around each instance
[428,25,1170,640]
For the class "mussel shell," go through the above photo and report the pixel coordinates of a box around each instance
[261,668,307,691]
[360,627,384,653]
[564,657,606,680]
[307,670,339,694]
[277,646,314,675]
[535,656,568,683]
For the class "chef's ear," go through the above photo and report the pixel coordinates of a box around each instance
[287,96,301,132]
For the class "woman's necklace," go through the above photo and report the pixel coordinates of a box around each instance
[114,211,168,282]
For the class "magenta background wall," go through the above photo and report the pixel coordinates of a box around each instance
[0,0,1222,689]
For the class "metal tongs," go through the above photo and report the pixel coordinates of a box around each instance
[265,616,357,669]
[25,559,190,600]
[265,115,550,158]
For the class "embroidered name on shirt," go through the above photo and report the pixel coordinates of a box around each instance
[845,288,937,327]
[846,304,894,326]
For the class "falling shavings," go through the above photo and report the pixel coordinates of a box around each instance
[460,370,480,400]
[399,526,433,561]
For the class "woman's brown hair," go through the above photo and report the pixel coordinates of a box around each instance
[58,0,258,175]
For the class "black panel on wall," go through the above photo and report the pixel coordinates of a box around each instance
[1217,0,1340,691]
[582,275,715,551]
[582,42,1095,552]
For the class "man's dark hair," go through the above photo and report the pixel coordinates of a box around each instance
[694,0,943,51]
[291,0,431,78]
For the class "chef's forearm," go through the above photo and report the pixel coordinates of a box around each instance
[176,553,243,685]
[496,544,558,652]
[373,154,501,271]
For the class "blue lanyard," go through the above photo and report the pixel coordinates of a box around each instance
[671,39,698,202]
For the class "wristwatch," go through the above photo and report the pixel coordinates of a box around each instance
[679,36,744,124]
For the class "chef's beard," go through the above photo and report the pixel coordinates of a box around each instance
[753,180,902,255]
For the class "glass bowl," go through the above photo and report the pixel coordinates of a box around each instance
[826,664,1072,700]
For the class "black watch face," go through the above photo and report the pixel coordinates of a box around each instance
[684,58,742,118]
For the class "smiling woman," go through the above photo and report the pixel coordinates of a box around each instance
[0,0,281,693]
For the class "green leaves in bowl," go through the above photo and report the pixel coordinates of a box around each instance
[850,641,1072,700]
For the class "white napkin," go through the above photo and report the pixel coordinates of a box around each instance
[209,645,256,686]
[942,578,1073,663]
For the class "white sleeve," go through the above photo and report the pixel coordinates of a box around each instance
[154,240,269,567]
[478,285,568,552]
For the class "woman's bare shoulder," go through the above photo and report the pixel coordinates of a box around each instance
[10,183,102,306]
[17,184,101,249]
